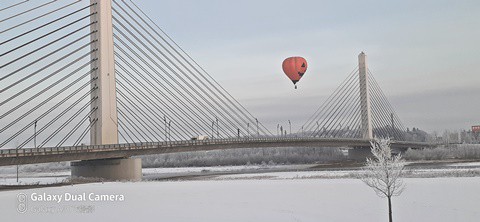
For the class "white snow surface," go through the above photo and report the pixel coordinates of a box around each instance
[447,161,480,167]
[1,177,479,222]
[142,164,313,174]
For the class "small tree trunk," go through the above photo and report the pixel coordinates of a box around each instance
[388,196,393,222]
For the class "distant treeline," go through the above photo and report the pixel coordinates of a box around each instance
[404,144,480,160]
[140,147,346,168]
[3,145,480,173]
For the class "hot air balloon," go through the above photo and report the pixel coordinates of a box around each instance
[282,57,308,89]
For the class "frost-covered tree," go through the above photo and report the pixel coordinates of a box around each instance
[361,138,406,222]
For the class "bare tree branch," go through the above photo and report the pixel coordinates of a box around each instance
[360,138,406,222]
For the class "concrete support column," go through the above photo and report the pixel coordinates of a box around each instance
[90,0,118,145]
[348,147,373,161]
[358,52,373,140]
[71,158,142,181]
[73,1,140,182]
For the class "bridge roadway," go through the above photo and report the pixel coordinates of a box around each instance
[0,138,435,166]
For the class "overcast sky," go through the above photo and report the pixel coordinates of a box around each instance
[129,0,478,132]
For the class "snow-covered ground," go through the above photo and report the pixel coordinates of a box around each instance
[142,164,314,174]
[0,177,479,222]
[447,161,480,167]
[2,161,480,185]
[0,164,314,185]
[1,162,480,221]
[212,171,356,180]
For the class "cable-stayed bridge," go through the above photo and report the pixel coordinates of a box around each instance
[300,52,406,141]
[0,0,433,180]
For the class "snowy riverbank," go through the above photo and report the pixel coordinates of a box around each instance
[1,177,479,222]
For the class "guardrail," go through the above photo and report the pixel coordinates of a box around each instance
[0,137,369,158]
[0,137,435,159]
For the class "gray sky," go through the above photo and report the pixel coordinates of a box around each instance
[135,0,479,133]
[0,0,478,148]
[2,0,471,135]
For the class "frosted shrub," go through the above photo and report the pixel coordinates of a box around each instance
[141,147,345,168]
[404,144,480,160]
[361,138,405,222]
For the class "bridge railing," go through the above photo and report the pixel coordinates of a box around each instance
[0,137,371,158]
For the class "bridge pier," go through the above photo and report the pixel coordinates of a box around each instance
[347,147,373,161]
[71,158,142,181]
[347,146,410,161]
[392,147,408,156]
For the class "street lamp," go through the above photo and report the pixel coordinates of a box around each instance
[216,118,219,138]
[163,116,167,141]
[168,120,172,142]
[288,120,291,137]
[34,119,37,149]
[211,121,215,138]
[255,118,259,137]
[277,124,279,137]
[247,123,250,139]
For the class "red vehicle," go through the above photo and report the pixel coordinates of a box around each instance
[472,125,480,133]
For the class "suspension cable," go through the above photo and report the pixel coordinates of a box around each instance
[112,20,244,136]
[74,116,97,146]
[1,1,82,34]
[1,42,96,93]
[0,77,96,147]
[114,51,214,136]
[302,67,358,131]
[0,0,30,13]
[305,68,358,133]
[311,71,359,136]
[0,13,96,57]
[6,83,96,148]
[113,34,233,136]
[39,97,97,148]
[112,1,264,136]
[56,106,98,147]
[115,81,187,140]
[1,46,95,107]
[114,60,205,136]
[316,75,360,137]
[117,99,161,142]
[1,4,94,45]
[0,61,96,119]
[0,0,59,23]
[1,27,95,69]
[124,0,272,135]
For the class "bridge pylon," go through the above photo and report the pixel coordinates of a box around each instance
[358,52,373,140]
[89,0,119,145]
[301,52,407,141]
[72,0,140,181]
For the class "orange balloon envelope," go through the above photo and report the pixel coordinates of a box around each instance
[282,57,307,89]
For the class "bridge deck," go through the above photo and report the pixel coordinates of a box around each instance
[0,138,435,166]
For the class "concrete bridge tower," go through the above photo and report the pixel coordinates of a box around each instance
[358,52,373,140]
[347,52,375,160]
[71,0,141,181]
[89,0,118,145]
